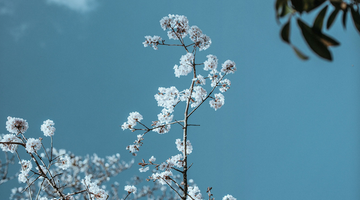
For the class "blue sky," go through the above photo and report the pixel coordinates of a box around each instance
[0,0,359,199]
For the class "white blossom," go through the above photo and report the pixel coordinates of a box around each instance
[40,119,55,137]
[194,74,206,85]
[139,166,149,173]
[175,139,193,155]
[188,186,202,200]
[122,112,143,130]
[203,55,218,71]
[149,156,156,163]
[143,35,162,50]
[0,134,21,153]
[221,60,236,74]
[57,154,71,170]
[209,93,225,111]
[219,79,231,93]
[154,86,179,110]
[189,25,211,51]
[160,14,189,40]
[18,172,27,183]
[191,86,207,108]
[222,194,236,200]
[6,116,28,134]
[25,138,41,153]
[124,185,137,193]
[174,53,194,78]
[151,171,173,185]
[82,175,108,200]
[19,160,32,174]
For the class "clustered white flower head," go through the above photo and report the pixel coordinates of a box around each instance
[209,93,225,111]
[40,119,55,137]
[6,116,28,134]
[82,175,108,200]
[221,60,236,74]
[204,55,218,71]
[56,154,71,170]
[174,53,194,78]
[159,154,184,171]
[188,25,212,51]
[160,14,189,40]
[223,194,237,200]
[25,138,41,153]
[143,35,162,50]
[18,160,32,183]
[175,139,193,155]
[151,170,173,185]
[121,111,143,130]
[0,134,21,153]
[124,185,137,193]
[187,186,202,200]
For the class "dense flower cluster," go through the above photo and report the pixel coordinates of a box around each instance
[121,111,143,130]
[209,93,225,111]
[18,160,32,183]
[223,194,237,200]
[0,134,21,153]
[160,14,189,40]
[124,185,137,193]
[188,186,202,200]
[82,175,108,200]
[174,53,194,78]
[6,116,28,134]
[143,35,162,50]
[25,138,41,153]
[188,25,211,51]
[175,139,193,155]
[40,119,55,137]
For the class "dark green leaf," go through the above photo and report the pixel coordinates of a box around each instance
[350,6,360,33]
[291,0,304,13]
[329,0,342,8]
[342,5,348,29]
[276,0,288,20]
[303,0,326,12]
[281,21,291,43]
[291,45,309,60]
[297,19,332,60]
[318,33,340,46]
[280,4,293,17]
[313,5,328,33]
[326,8,340,29]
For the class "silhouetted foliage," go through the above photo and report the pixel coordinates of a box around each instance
[276,0,360,61]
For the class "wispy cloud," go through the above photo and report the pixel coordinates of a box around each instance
[0,0,15,15]
[10,23,30,41]
[46,0,97,13]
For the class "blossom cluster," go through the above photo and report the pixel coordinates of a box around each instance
[82,175,109,200]
[6,116,28,134]
[123,14,237,200]
[40,119,55,137]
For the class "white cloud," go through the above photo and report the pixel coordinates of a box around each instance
[46,0,97,13]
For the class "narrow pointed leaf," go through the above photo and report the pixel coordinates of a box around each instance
[304,0,326,12]
[342,6,348,29]
[281,21,291,43]
[327,8,340,29]
[291,45,309,60]
[313,5,328,33]
[276,0,288,21]
[350,6,360,33]
[318,33,340,46]
[297,19,332,60]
